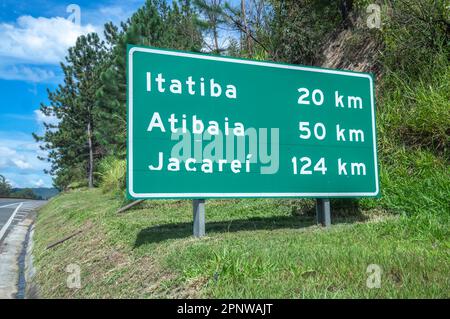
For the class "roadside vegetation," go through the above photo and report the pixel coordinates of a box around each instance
[33,187,448,298]
[0,174,42,199]
[33,0,449,298]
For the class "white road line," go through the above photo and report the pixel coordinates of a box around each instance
[0,203,21,209]
[0,202,23,242]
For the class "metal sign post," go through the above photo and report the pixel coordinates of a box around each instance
[193,199,205,237]
[316,198,331,227]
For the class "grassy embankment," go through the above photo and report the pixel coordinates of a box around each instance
[33,149,449,298]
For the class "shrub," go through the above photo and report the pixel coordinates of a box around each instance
[382,0,449,81]
[66,180,88,190]
[97,156,126,196]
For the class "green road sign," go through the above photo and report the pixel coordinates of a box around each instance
[127,45,379,199]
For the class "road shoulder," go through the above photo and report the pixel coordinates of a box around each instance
[0,217,33,298]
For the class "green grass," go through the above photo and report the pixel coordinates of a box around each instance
[378,65,450,157]
[33,166,449,298]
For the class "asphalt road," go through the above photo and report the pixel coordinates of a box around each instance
[0,199,47,243]
[0,198,46,298]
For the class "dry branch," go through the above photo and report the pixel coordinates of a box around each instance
[46,230,82,250]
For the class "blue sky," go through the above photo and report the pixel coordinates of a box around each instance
[0,0,146,187]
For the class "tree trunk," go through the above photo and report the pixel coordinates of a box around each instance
[340,0,353,29]
[87,120,94,188]
[241,0,252,55]
[213,24,220,54]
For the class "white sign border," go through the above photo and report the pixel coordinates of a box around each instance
[128,46,379,198]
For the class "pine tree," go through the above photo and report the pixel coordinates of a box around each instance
[96,0,204,156]
[34,33,107,189]
[194,0,225,53]
[35,1,205,188]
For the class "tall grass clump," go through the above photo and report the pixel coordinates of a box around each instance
[379,63,449,157]
[97,156,126,198]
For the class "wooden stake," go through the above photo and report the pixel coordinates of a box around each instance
[116,200,144,214]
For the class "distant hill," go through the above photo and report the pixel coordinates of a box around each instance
[12,187,59,200]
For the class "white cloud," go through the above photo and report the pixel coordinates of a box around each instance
[0,131,52,187]
[33,178,45,187]
[0,145,34,170]
[11,158,32,169]
[0,146,15,157]
[0,64,60,83]
[3,172,52,189]
[83,3,139,27]
[0,15,97,65]
[0,107,60,188]
[34,109,59,127]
